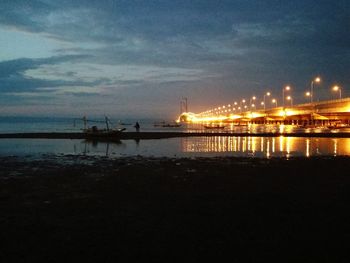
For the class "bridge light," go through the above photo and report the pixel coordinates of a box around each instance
[260,102,264,105]
[263,92,270,110]
[242,99,246,103]
[234,102,238,105]
[311,77,321,103]
[282,86,291,106]
[305,92,310,96]
[279,110,286,117]
[272,99,277,107]
[332,85,342,99]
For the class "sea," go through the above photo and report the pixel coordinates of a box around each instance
[1,116,350,158]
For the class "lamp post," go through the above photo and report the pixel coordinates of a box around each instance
[332,85,342,99]
[282,86,291,107]
[260,101,265,109]
[311,77,321,103]
[250,96,256,109]
[263,92,271,110]
[240,99,246,112]
[305,91,311,102]
[286,96,293,106]
[272,99,277,107]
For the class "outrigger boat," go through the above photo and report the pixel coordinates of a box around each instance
[74,116,126,138]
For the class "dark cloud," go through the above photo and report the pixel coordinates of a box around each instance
[0,55,94,92]
[0,0,349,116]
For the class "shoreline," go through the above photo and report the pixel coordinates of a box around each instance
[1,131,350,139]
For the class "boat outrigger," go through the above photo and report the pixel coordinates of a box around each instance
[74,116,126,138]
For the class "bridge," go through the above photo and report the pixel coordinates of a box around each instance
[178,97,350,126]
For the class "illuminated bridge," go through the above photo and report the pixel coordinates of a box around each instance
[179,98,350,126]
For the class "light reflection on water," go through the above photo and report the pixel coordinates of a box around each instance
[1,137,350,158]
[181,136,350,158]
[187,123,350,134]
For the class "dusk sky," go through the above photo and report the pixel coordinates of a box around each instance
[0,0,349,118]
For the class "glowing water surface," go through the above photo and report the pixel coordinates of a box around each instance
[0,136,350,158]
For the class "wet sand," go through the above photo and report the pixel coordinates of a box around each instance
[1,155,350,262]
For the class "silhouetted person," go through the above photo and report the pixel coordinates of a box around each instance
[134,122,140,132]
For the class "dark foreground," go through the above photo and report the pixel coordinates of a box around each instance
[1,155,350,262]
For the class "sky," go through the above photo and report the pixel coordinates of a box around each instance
[0,0,349,119]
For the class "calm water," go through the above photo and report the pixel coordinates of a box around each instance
[1,116,350,134]
[1,117,350,158]
[0,137,349,158]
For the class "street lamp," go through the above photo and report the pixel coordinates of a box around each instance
[240,99,246,112]
[332,85,342,99]
[272,98,277,107]
[260,101,265,109]
[263,92,271,110]
[305,91,311,102]
[286,96,293,106]
[282,86,291,107]
[311,77,321,103]
[250,96,256,110]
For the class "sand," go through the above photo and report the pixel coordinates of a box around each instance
[1,155,350,262]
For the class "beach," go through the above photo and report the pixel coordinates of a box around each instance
[1,155,350,262]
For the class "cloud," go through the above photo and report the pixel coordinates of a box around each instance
[0,0,349,117]
[0,55,92,92]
